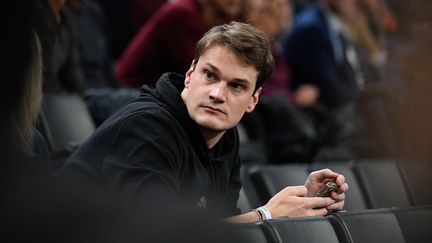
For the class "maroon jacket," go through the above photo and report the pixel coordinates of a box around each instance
[261,50,296,104]
[115,0,207,88]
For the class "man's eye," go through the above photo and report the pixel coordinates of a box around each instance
[204,70,216,81]
[230,83,245,91]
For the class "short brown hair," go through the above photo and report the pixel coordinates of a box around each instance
[194,21,274,92]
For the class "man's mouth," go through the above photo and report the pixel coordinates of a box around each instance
[202,105,226,115]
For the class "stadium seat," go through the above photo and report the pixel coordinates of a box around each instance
[392,206,432,243]
[240,165,266,209]
[38,93,95,171]
[228,221,276,243]
[40,93,95,151]
[396,159,432,206]
[353,159,411,208]
[237,187,252,213]
[248,164,309,203]
[328,209,405,243]
[266,216,340,243]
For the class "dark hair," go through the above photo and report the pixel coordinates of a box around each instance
[194,21,274,92]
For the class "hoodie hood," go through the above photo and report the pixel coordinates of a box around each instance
[139,73,238,164]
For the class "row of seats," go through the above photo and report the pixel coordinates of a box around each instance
[229,206,432,243]
[37,94,432,214]
[37,93,431,243]
[238,159,432,212]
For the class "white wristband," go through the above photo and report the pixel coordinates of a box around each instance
[258,206,272,220]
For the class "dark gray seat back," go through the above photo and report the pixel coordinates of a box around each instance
[354,159,411,208]
[267,217,340,243]
[328,209,405,243]
[393,206,432,243]
[248,164,309,203]
[40,93,95,151]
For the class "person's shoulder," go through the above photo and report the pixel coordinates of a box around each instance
[289,7,327,41]
[293,5,325,28]
[105,98,166,121]
[103,98,180,134]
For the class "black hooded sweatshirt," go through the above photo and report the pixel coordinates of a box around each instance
[61,73,242,217]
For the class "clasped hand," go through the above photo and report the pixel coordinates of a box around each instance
[264,169,349,218]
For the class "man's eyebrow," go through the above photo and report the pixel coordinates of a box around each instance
[231,79,252,90]
[205,63,221,75]
[206,63,252,86]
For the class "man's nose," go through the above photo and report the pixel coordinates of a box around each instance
[209,83,227,102]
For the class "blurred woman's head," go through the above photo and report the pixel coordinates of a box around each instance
[13,32,43,155]
[2,1,43,155]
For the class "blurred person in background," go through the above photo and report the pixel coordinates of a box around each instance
[341,0,397,79]
[245,0,320,109]
[67,0,118,89]
[34,0,138,128]
[127,0,167,28]
[332,0,405,159]
[94,0,168,60]
[283,0,366,161]
[1,1,53,179]
[241,0,319,163]
[35,0,85,95]
[66,0,140,125]
[115,0,244,88]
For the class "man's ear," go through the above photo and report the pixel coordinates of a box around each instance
[246,87,262,113]
[184,60,196,88]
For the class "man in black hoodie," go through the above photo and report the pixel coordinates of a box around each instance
[61,21,348,222]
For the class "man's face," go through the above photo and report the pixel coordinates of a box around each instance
[181,45,261,134]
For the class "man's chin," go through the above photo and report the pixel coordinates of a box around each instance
[198,122,225,132]
[195,119,229,132]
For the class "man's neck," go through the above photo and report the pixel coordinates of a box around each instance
[199,127,226,149]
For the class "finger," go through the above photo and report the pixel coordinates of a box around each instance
[323,178,336,184]
[306,197,335,209]
[280,185,307,197]
[338,183,349,193]
[331,191,345,202]
[308,207,329,217]
[327,201,345,211]
[336,175,346,186]
[310,169,340,181]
